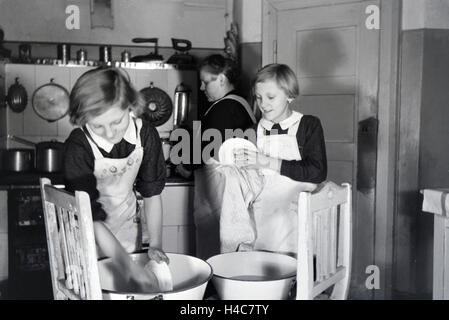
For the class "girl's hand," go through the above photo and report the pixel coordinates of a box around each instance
[233,148,280,171]
[147,247,170,264]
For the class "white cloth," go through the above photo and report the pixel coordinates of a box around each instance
[217,165,265,253]
[422,188,449,217]
[144,260,173,292]
[83,118,145,253]
[197,110,317,256]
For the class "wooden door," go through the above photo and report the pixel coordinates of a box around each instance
[263,0,380,299]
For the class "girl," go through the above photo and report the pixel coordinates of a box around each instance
[229,63,327,255]
[235,63,327,183]
[63,67,168,291]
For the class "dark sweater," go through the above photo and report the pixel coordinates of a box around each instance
[258,115,327,183]
[198,91,255,165]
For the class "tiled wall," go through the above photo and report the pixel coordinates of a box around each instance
[159,185,195,255]
[1,63,198,163]
[141,184,196,255]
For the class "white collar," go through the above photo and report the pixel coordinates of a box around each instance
[259,110,303,131]
[85,113,137,153]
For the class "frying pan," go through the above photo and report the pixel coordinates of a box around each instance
[140,82,173,127]
[32,79,70,122]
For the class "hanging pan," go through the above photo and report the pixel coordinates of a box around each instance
[6,77,28,113]
[32,78,70,122]
[140,82,173,127]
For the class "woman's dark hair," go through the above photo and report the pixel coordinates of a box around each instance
[199,54,240,85]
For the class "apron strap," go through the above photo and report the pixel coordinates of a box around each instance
[222,94,257,124]
[204,94,257,124]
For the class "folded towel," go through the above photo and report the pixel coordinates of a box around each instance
[144,260,173,292]
[422,189,449,216]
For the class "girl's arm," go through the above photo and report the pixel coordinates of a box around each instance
[93,221,160,292]
[235,116,327,184]
[143,195,169,263]
[279,116,327,183]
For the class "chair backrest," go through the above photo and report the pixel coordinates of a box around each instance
[296,181,352,300]
[39,178,102,300]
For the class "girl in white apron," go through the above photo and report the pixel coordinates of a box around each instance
[232,63,327,256]
[64,67,168,292]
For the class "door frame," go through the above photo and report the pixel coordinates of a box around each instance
[262,0,402,299]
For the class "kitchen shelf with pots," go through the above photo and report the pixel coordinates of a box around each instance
[29,59,187,70]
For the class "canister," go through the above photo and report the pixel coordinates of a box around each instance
[121,50,131,63]
[57,44,70,64]
[100,46,112,63]
[77,49,87,63]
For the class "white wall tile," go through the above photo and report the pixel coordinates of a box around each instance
[178,225,196,256]
[56,115,74,140]
[162,226,178,253]
[69,67,95,90]
[161,186,194,226]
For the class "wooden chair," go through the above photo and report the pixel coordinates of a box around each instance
[296,181,352,300]
[39,178,102,300]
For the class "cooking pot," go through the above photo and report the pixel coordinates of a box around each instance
[8,135,64,173]
[207,251,297,300]
[6,77,28,113]
[2,148,34,172]
[32,79,69,122]
[98,252,212,300]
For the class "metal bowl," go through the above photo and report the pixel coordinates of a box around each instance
[207,251,297,300]
[98,252,212,300]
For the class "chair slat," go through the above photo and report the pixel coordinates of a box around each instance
[296,182,352,300]
[40,178,103,300]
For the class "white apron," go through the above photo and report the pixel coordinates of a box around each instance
[193,94,256,259]
[214,113,308,255]
[252,112,310,255]
[84,118,145,253]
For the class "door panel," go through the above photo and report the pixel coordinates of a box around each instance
[264,0,380,299]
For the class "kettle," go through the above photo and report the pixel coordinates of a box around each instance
[173,83,191,127]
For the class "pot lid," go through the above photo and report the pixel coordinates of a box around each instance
[140,82,173,127]
[32,79,69,122]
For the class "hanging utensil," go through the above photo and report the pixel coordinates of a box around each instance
[32,78,70,122]
[6,78,28,113]
[139,82,173,127]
